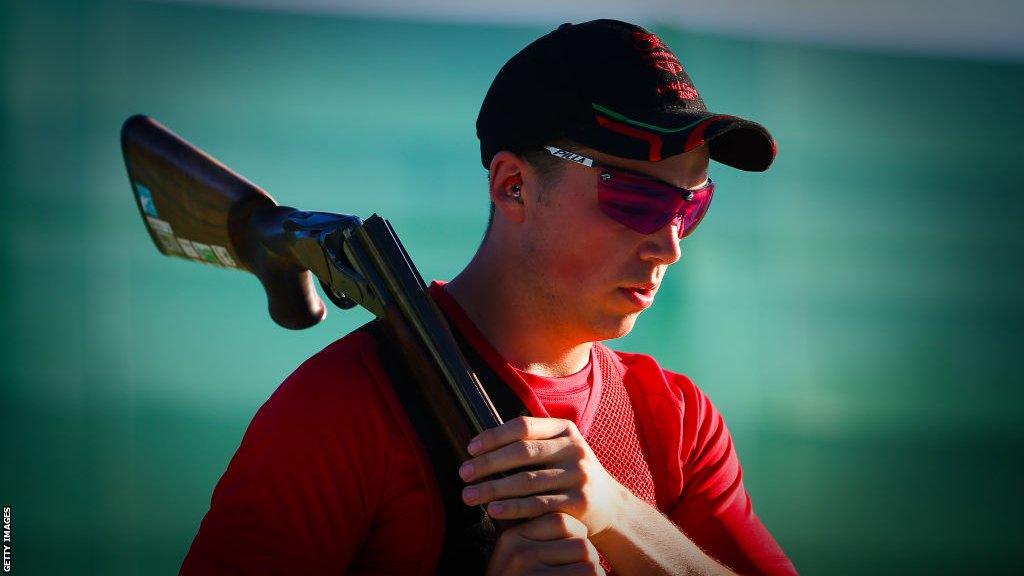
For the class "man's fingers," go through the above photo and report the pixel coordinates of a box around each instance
[463,468,575,505]
[488,493,570,520]
[468,416,576,456]
[533,563,606,576]
[461,436,582,481]
[527,537,593,566]
[486,514,604,576]
[510,512,587,541]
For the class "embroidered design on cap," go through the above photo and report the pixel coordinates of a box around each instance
[632,31,699,101]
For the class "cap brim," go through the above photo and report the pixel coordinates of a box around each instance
[701,116,777,172]
[576,106,777,172]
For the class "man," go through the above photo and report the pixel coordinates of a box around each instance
[181,19,796,576]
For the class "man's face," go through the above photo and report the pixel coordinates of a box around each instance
[517,144,711,343]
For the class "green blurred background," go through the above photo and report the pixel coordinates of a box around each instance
[2,1,1021,574]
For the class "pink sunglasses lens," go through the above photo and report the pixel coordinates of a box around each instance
[597,170,715,238]
[678,183,715,238]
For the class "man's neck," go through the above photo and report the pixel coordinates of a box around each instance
[446,255,592,378]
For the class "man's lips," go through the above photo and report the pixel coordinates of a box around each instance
[620,283,658,308]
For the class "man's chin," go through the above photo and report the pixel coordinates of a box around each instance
[593,310,642,341]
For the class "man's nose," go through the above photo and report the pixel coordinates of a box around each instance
[639,218,683,265]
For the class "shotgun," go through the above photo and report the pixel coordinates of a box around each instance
[120,113,507,473]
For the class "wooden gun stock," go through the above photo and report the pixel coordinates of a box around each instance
[120,114,326,329]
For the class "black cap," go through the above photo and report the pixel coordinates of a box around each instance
[477,19,776,171]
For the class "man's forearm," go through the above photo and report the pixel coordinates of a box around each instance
[589,486,736,576]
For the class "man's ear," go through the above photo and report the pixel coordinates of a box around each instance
[487,151,528,224]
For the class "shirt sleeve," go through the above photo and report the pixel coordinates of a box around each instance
[178,332,441,576]
[667,377,798,576]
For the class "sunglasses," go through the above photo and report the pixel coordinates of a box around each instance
[544,146,715,239]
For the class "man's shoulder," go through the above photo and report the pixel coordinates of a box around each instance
[602,345,727,429]
[287,325,381,382]
[603,346,702,401]
[251,326,394,431]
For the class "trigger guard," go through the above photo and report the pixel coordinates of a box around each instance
[320,279,358,309]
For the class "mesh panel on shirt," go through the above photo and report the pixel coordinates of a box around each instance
[586,344,658,507]
[585,345,659,574]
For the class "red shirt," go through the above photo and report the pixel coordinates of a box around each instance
[513,350,597,428]
[181,283,796,575]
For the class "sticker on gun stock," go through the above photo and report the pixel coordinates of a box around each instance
[146,216,173,235]
[177,237,201,259]
[135,183,159,217]
[155,231,183,255]
[190,241,221,265]
[211,245,237,268]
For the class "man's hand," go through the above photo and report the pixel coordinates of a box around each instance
[460,416,628,536]
[486,513,605,576]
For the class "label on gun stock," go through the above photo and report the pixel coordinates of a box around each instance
[190,241,221,265]
[145,216,173,235]
[144,216,185,255]
[177,237,201,259]
[211,245,237,267]
[134,183,159,217]
[155,231,183,255]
